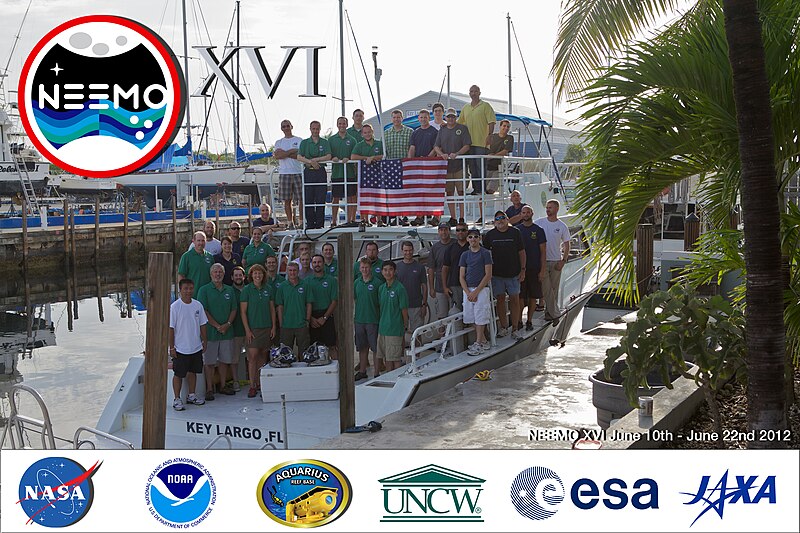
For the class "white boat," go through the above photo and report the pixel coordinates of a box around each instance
[95,164,612,449]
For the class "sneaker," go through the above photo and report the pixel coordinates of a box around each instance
[172,398,185,411]
[447,217,457,227]
[475,217,483,224]
[526,321,534,331]
[232,380,241,392]
[518,321,524,330]
[205,391,215,401]
[221,386,235,396]
[511,329,524,340]
[400,216,410,226]
[467,342,485,356]
[354,371,368,381]
[411,216,424,226]
[429,216,440,226]
[247,387,257,398]
[187,393,205,406]
[458,217,465,225]
[496,327,509,338]
[551,317,561,326]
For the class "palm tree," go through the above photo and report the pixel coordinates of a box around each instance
[553,0,794,446]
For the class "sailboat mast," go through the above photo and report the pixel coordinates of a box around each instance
[235,0,241,163]
[339,0,346,117]
[507,13,512,113]
[446,65,450,109]
[181,0,192,164]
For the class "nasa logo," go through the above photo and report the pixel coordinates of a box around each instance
[145,458,216,527]
[17,457,102,527]
[19,15,185,178]
[257,459,352,528]
[510,467,565,521]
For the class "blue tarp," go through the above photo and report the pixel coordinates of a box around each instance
[386,112,552,130]
[236,145,272,163]
[174,139,192,156]
[140,143,177,171]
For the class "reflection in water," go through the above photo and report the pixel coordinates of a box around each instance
[1,257,151,442]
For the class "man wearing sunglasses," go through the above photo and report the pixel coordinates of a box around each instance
[227,221,251,257]
[483,211,525,339]
[459,228,493,355]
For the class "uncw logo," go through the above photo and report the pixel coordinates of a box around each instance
[379,464,484,523]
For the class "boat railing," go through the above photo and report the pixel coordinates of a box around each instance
[73,426,135,449]
[203,434,233,450]
[272,155,562,228]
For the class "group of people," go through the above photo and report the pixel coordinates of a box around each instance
[275,85,515,229]
[168,192,571,408]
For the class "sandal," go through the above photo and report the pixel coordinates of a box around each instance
[247,387,257,398]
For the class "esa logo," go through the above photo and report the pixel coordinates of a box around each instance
[19,15,185,178]
[145,458,216,527]
[17,457,102,527]
[510,466,658,521]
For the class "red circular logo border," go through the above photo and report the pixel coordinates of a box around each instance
[18,15,186,179]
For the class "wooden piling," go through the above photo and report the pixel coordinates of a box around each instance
[336,232,355,432]
[684,212,700,251]
[69,207,77,269]
[189,199,195,238]
[63,199,69,263]
[94,198,100,265]
[215,193,220,237]
[171,194,177,253]
[123,196,129,253]
[635,224,654,301]
[141,203,147,254]
[247,196,253,235]
[142,251,173,449]
[96,271,104,323]
[21,203,28,266]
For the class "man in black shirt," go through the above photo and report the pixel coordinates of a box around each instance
[441,221,470,312]
[515,205,547,330]
[483,210,525,339]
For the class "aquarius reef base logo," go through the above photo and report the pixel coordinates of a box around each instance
[145,458,216,527]
[257,459,352,527]
[18,15,185,178]
[379,464,484,523]
[17,457,102,527]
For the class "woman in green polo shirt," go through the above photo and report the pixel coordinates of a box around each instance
[242,226,276,275]
[239,264,276,398]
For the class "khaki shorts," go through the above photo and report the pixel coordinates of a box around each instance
[203,339,235,365]
[247,328,272,350]
[445,170,464,196]
[377,334,404,362]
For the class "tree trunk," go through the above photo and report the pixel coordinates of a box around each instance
[721,0,786,447]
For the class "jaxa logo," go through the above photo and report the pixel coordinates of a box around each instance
[379,464,484,523]
[19,15,185,178]
[17,457,102,527]
[145,458,216,527]
[681,470,776,526]
[257,459,352,528]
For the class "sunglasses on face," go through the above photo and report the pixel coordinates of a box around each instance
[467,235,480,239]
[494,215,507,221]
[455,228,468,232]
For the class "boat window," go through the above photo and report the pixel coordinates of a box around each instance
[567,225,590,261]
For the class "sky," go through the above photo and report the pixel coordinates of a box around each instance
[1,0,576,154]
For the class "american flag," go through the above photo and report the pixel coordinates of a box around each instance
[357,158,448,216]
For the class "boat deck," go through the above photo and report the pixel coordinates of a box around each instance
[319,323,627,450]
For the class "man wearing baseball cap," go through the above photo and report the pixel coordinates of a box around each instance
[434,108,472,226]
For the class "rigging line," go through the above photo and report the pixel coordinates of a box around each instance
[344,10,380,129]
[156,0,170,33]
[509,19,566,201]
[240,69,267,151]
[437,68,447,104]
[1,0,32,78]
[238,16,272,145]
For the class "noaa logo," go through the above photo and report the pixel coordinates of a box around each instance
[322,281,329,288]
[17,457,102,527]
[257,459,352,527]
[259,248,265,254]
[510,467,564,521]
[389,291,396,298]
[329,266,335,272]
[145,458,216,527]
[224,293,231,300]
[367,284,374,291]
[263,290,270,297]
[298,287,304,294]
[374,266,381,273]
[205,256,212,263]
[19,15,185,178]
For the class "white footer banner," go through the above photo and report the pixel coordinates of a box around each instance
[1,450,797,532]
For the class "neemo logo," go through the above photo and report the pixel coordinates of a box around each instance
[379,464,484,523]
[511,466,658,521]
[681,470,776,526]
[145,458,216,528]
[19,15,185,178]
[16,457,102,527]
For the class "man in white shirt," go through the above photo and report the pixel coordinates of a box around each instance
[187,220,221,256]
[274,119,304,228]
[169,278,208,410]
[535,199,571,324]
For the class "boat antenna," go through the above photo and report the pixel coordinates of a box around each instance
[507,12,512,113]
[371,46,387,156]
[1,0,33,106]
[181,0,193,164]
[344,10,380,131]
[509,18,566,202]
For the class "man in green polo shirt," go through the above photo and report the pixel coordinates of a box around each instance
[354,257,383,380]
[306,254,339,358]
[275,262,314,357]
[329,117,358,225]
[347,108,366,143]
[322,243,338,276]
[352,241,385,283]
[197,264,238,398]
[296,120,332,229]
[377,261,409,373]
[350,123,384,226]
[178,231,214,288]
